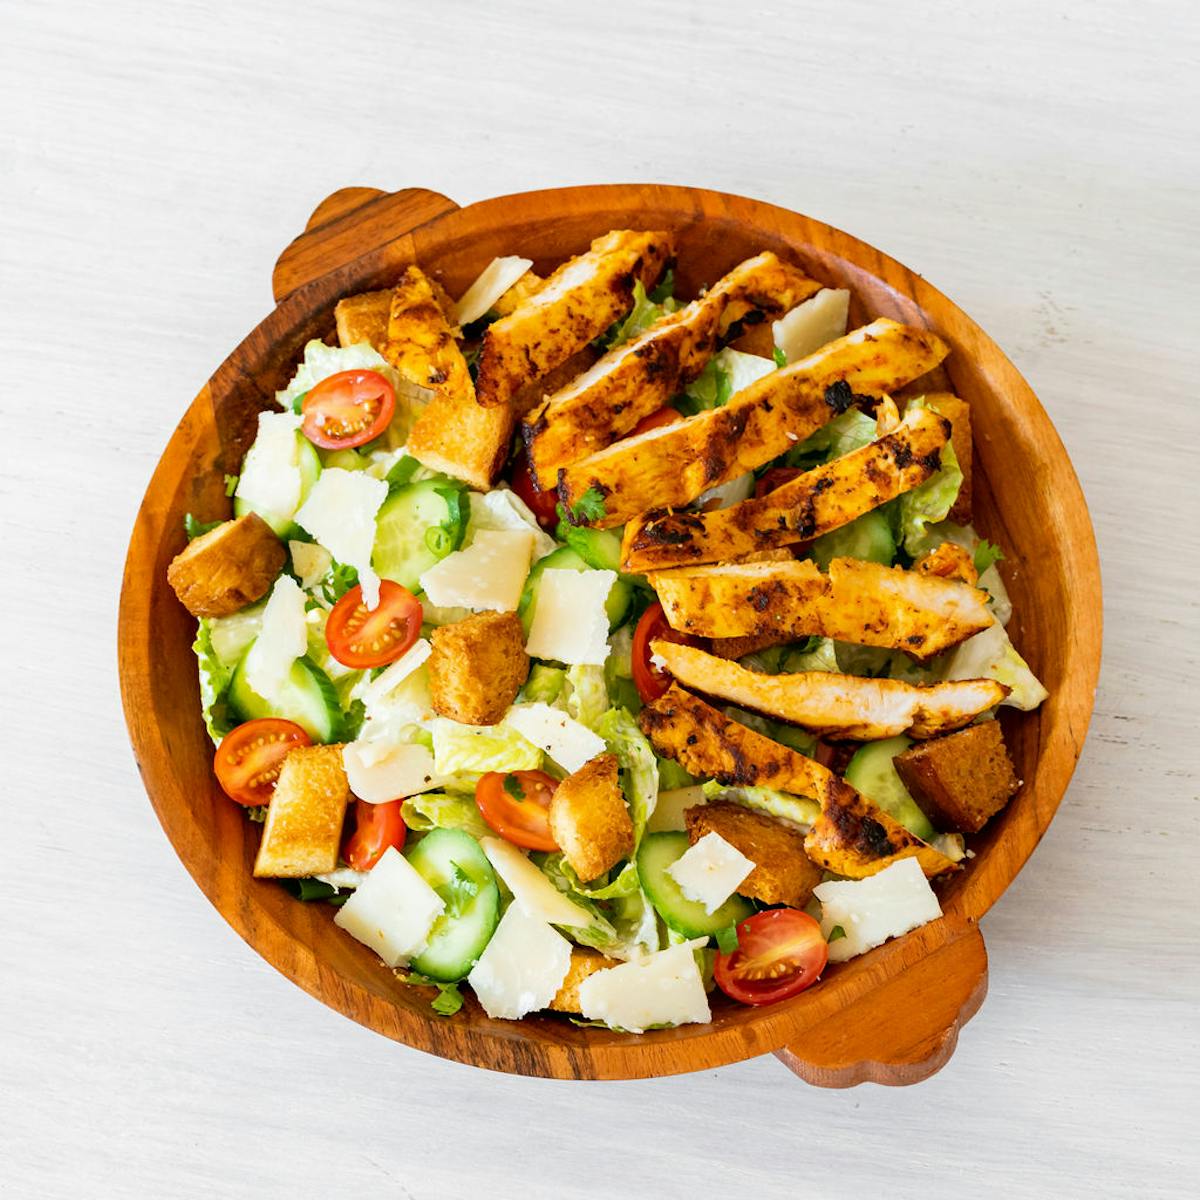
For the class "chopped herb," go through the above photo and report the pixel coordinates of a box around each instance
[223,473,239,497]
[341,699,366,741]
[827,924,847,944]
[974,539,1005,575]
[281,877,340,902]
[772,346,788,368]
[648,268,676,305]
[398,970,466,1017]
[438,863,480,919]
[183,513,222,540]
[715,925,740,955]
[503,774,526,801]
[320,560,359,604]
[246,805,269,824]
[290,389,308,415]
[568,486,607,524]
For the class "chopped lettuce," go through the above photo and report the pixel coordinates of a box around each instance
[467,488,557,561]
[430,718,543,775]
[723,704,818,757]
[193,621,236,743]
[783,409,877,469]
[781,638,841,675]
[938,623,1048,711]
[979,563,1013,626]
[701,781,821,829]
[538,854,640,901]
[597,707,659,845]
[563,665,608,730]
[598,280,680,351]
[400,792,491,841]
[896,400,964,554]
[207,602,265,667]
[521,664,566,705]
[681,348,774,413]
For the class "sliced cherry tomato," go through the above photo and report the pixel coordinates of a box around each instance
[343,798,407,870]
[475,770,559,851]
[714,909,829,1006]
[631,406,683,436]
[631,601,700,704]
[214,718,310,807]
[301,369,395,450]
[325,580,422,669]
[509,450,560,531]
[754,466,803,498]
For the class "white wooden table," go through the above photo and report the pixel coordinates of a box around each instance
[3,1,1196,1196]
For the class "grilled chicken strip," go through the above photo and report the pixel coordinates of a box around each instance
[639,685,958,877]
[558,318,949,529]
[650,640,1006,740]
[621,404,952,572]
[475,229,674,409]
[650,556,994,662]
[523,252,820,489]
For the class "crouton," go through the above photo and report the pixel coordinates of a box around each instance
[428,612,529,726]
[253,745,350,878]
[920,392,972,523]
[914,541,978,586]
[559,319,949,530]
[893,720,1019,833]
[804,774,958,879]
[620,405,953,571]
[476,229,674,409]
[334,289,391,350]
[167,513,285,618]
[547,948,617,1013]
[547,753,634,882]
[685,802,821,907]
[651,640,1007,740]
[650,556,993,662]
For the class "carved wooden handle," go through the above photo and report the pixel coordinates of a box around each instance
[272,186,459,303]
[775,921,988,1087]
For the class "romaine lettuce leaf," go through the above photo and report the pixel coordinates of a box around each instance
[564,665,608,730]
[400,791,491,840]
[782,638,841,674]
[597,707,659,845]
[938,623,1048,711]
[681,348,775,413]
[722,704,818,757]
[701,781,821,829]
[467,488,558,561]
[783,409,877,469]
[896,400,964,554]
[430,718,543,775]
[598,280,680,351]
[193,621,236,743]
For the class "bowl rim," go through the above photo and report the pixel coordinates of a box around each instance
[119,182,1102,1080]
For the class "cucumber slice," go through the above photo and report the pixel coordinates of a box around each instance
[320,448,370,472]
[844,735,936,840]
[812,509,895,569]
[558,524,623,572]
[227,652,342,743]
[234,435,322,538]
[637,831,754,939]
[518,545,632,635]
[372,479,468,591]
[406,829,501,982]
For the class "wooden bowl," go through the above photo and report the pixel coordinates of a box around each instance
[118,184,1101,1085]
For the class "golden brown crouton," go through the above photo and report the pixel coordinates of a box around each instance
[427,612,529,726]
[334,289,391,350]
[548,753,633,882]
[167,513,284,618]
[894,720,1019,833]
[920,392,972,523]
[547,948,616,1013]
[253,745,350,878]
[914,541,978,586]
[685,802,821,907]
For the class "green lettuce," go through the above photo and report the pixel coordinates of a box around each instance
[597,707,659,845]
[564,665,608,729]
[598,280,680,351]
[430,718,542,775]
[783,409,877,469]
[896,399,964,554]
[701,781,821,829]
[681,348,774,413]
[400,792,491,840]
[782,638,841,674]
[538,854,640,901]
[938,623,1048,711]
[193,621,236,743]
[722,704,817,757]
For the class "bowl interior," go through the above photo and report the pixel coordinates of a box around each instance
[120,185,1100,1079]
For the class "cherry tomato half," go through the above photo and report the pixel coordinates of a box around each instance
[509,449,560,531]
[301,369,395,450]
[714,909,829,1006]
[343,798,407,871]
[475,770,559,851]
[325,580,423,669]
[754,466,803,498]
[214,718,310,807]
[631,406,683,437]
[631,601,700,704]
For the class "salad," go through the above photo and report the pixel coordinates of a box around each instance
[167,229,1047,1031]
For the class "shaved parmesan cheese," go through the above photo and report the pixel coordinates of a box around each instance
[697,472,754,510]
[666,831,754,914]
[315,867,368,890]
[358,638,432,708]
[466,901,572,1020]
[454,256,535,326]
[333,847,444,967]
[480,837,592,928]
[294,468,388,608]
[773,288,851,364]
[234,411,305,525]
[244,575,308,698]
[504,703,605,774]
[343,741,444,803]
[814,857,942,963]
[525,568,615,665]
[289,540,332,589]
[646,786,708,834]
[577,941,711,1033]
[467,488,557,561]
[419,529,534,612]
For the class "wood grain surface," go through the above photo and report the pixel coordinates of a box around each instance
[3,1,1197,1197]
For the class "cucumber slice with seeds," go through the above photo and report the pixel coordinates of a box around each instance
[844,735,936,840]
[637,831,753,939]
[518,546,632,636]
[372,479,468,592]
[227,652,342,743]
